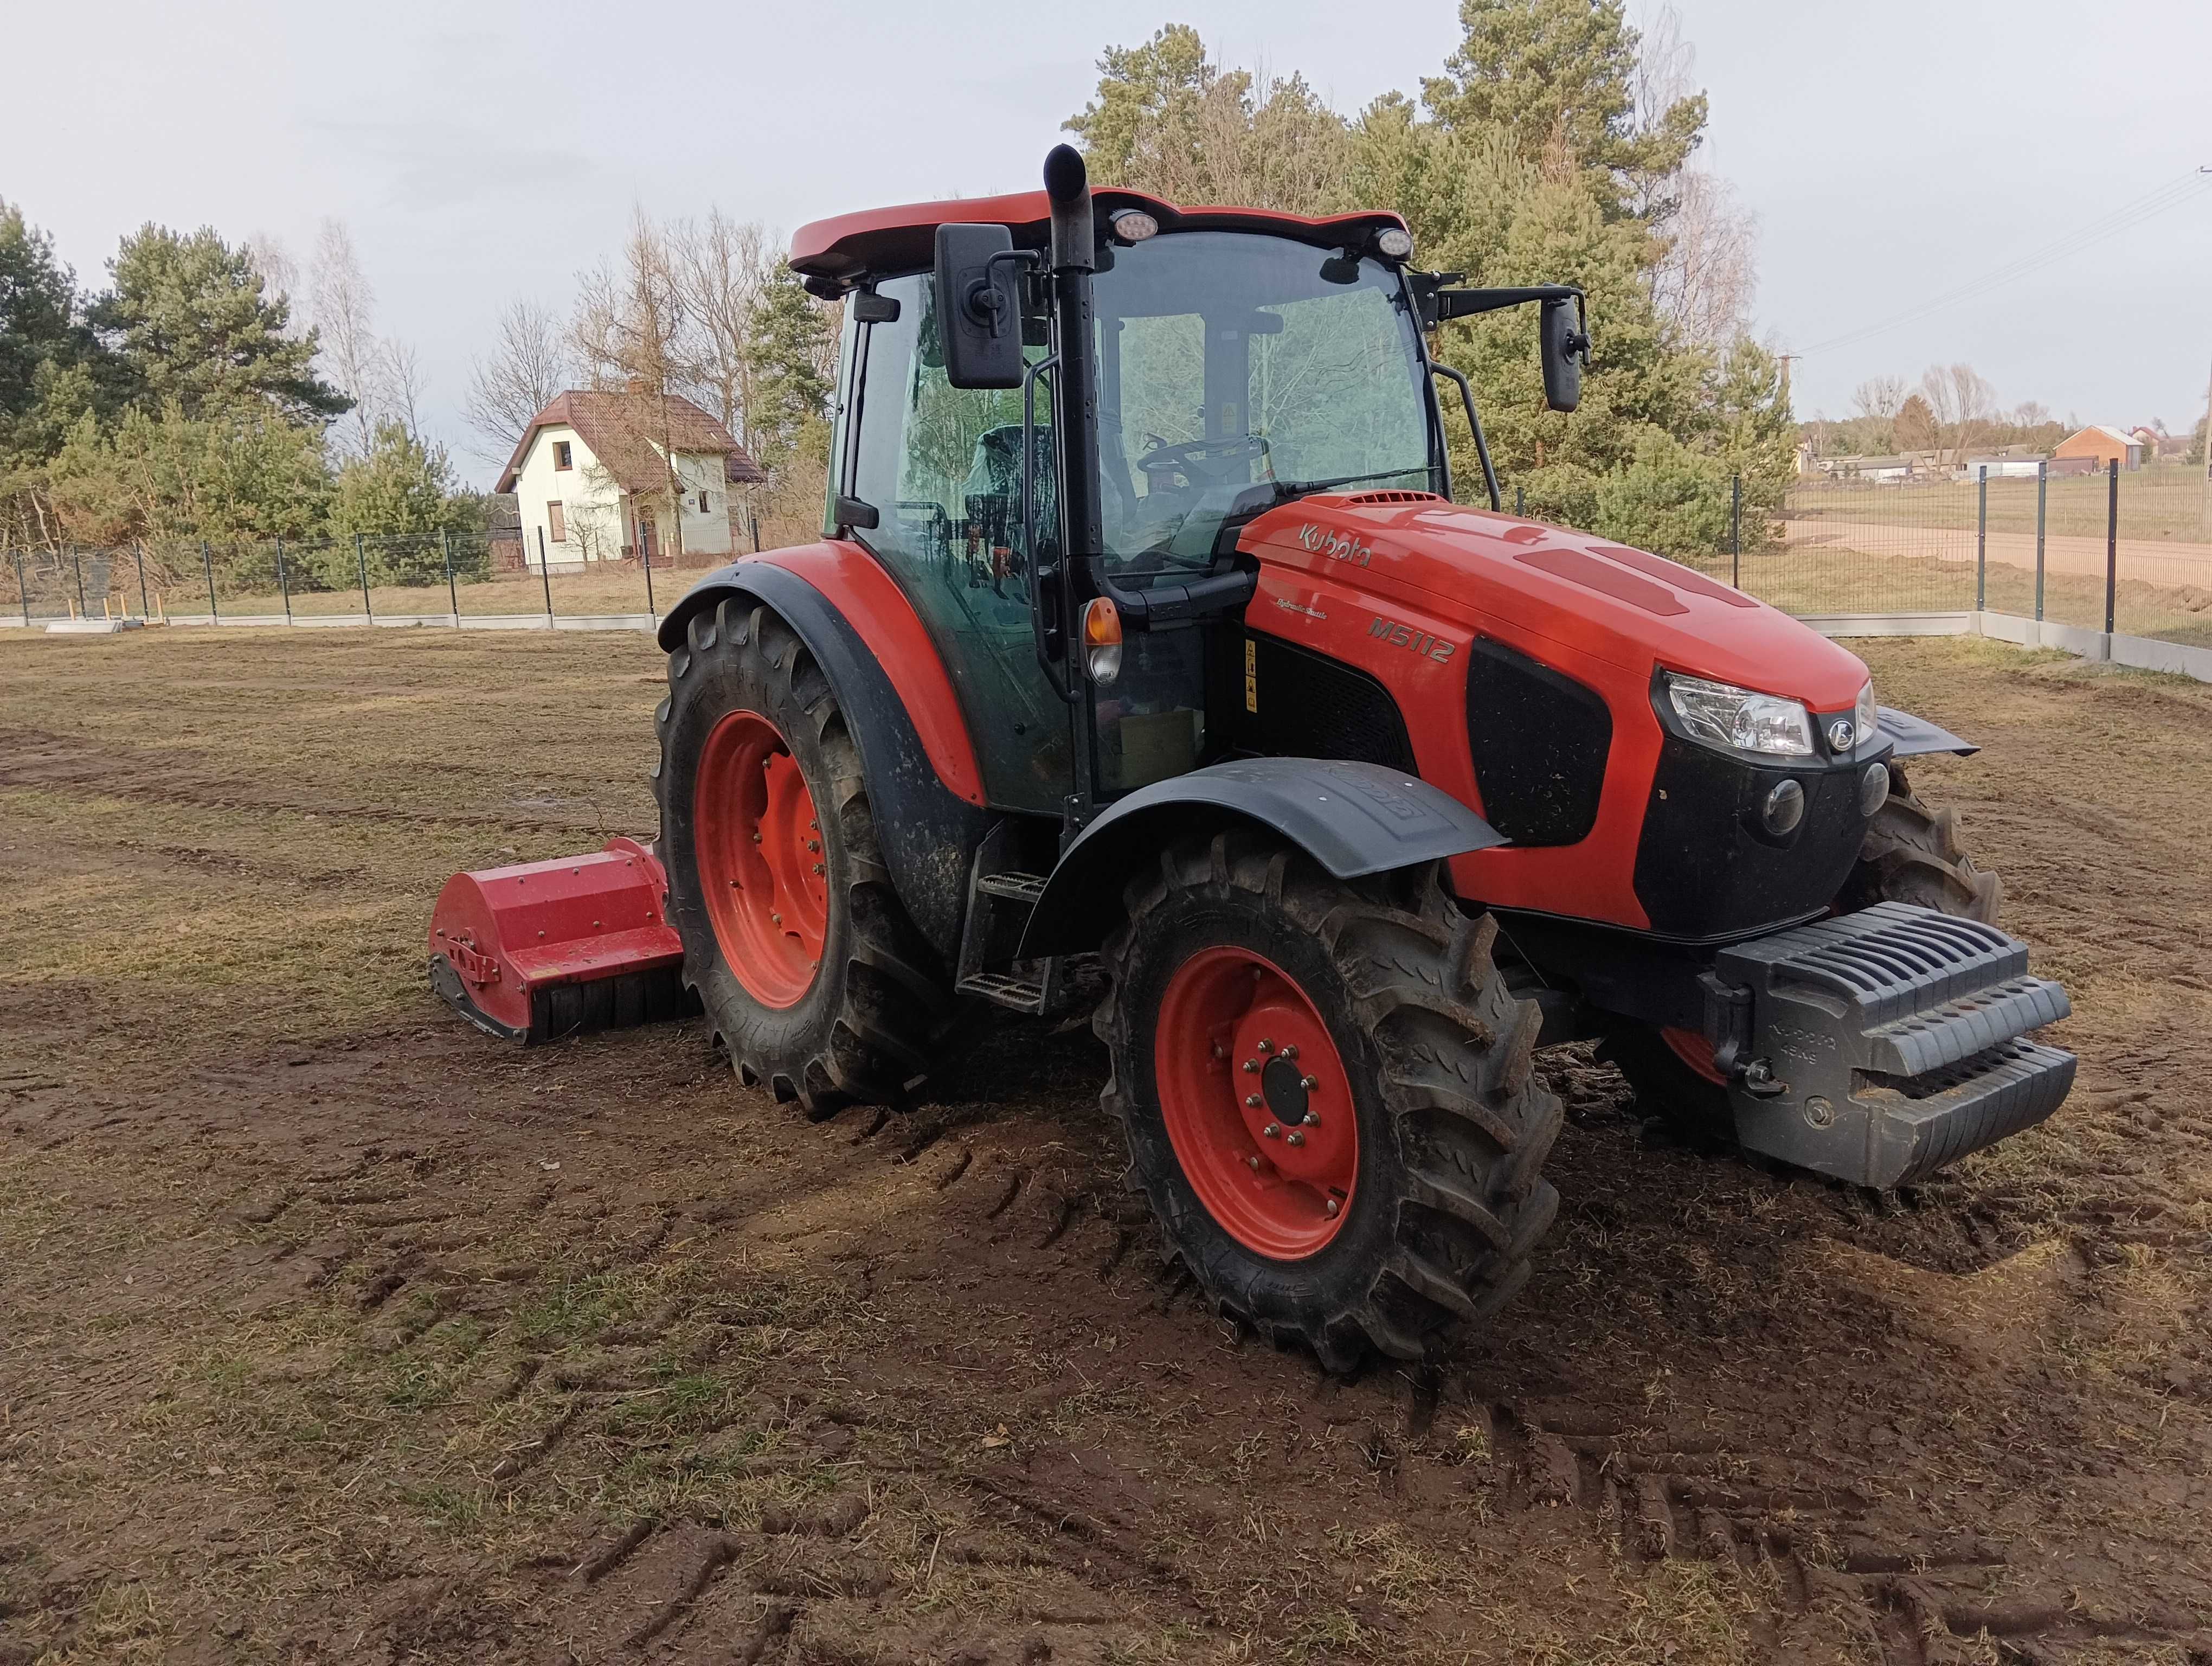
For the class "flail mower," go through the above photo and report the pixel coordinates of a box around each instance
[430,146,2074,1371]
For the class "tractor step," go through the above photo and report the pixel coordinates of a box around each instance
[1714,902,2074,1188]
[956,969,1052,1013]
[976,870,1050,904]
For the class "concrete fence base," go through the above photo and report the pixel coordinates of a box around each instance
[11,599,2212,684]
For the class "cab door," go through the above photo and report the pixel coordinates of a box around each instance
[841,273,1073,815]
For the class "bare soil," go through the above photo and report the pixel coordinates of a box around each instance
[2,627,2209,1665]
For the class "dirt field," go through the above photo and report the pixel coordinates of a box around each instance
[3,627,2209,1665]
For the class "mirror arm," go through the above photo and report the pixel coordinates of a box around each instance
[1430,363,1501,512]
[970,248,1043,338]
[1021,353,1079,704]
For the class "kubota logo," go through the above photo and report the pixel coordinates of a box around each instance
[1298,523,1373,567]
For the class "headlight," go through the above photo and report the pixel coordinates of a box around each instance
[1666,673,1815,759]
[1853,681,1877,746]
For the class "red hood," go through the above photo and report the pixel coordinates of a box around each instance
[1239,492,1869,712]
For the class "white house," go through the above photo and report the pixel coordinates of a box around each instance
[496,390,766,571]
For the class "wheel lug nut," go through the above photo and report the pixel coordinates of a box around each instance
[1300,1074,1318,1091]
[1245,1094,1263,1108]
[1263,1123,1281,1139]
[1302,1111,1320,1127]
[1281,1044,1297,1060]
[751,831,762,843]
[1324,1197,1340,1217]
[807,840,820,852]
[1246,1155,1261,1170]
[1286,1131,1305,1147]
[1256,1039,1273,1054]
[1241,1059,1258,1073]
[812,862,825,875]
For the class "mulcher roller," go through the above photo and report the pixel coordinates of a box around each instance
[427,836,698,1046]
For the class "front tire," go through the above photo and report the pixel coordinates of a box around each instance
[656,597,951,1117]
[1095,828,1562,1372]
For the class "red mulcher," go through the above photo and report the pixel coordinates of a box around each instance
[429,146,2073,1373]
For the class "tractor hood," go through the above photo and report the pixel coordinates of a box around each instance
[1237,492,1868,712]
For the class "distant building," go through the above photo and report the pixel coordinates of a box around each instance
[2054,425,2145,471]
[496,390,767,570]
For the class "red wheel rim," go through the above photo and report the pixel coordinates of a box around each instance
[694,711,828,1009]
[1153,946,1357,1259]
[1662,1027,1728,1085]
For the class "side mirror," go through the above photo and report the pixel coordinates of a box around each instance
[1540,294,1590,413]
[935,223,1024,389]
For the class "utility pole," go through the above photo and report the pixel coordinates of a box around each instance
[2201,351,2211,537]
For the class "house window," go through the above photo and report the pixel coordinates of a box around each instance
[552,440,573,470]
[698,490,711,514]
[548,501,566,542]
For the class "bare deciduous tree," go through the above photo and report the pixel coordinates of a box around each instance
[311,220,385,457]
[380,339,426,441]
[1850,376,1908,421]
[1919,362,1997,464]
[1632,7,1756,348]
[571,213,700,560]
[670,211,773,451]
[243,232,301,330]
[464,299,570,462]
[1651,170,1758,348]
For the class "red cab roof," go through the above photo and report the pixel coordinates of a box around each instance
[788,188,1409,293]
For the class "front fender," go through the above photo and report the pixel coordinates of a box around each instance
[1018,758,1504,957]
[1877,705,1978,759]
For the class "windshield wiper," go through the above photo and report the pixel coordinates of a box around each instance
[1263,465,1434,504]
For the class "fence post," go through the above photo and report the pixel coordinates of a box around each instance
[750,507,761,554]
[641,544,657,624]
[441,527,459,624]
[1976,467,1988,612]
[71,544,86,616]
[1514,484,1525,518]
[538,526,554,624]
[2105,458,2119,637]
[355,532,372,620]
[2034,460,2047,624]
[133,546,149,619]
[275,537,292,623]
[1730,474,1741,589]
[203,540,218,624]
[13,548,28,625]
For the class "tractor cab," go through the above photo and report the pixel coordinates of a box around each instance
[790,156,1584,821]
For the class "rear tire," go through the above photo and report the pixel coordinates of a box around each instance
[1095,828,1562,1372]
[1605,759,2001,1140]
[656,596,951,1117]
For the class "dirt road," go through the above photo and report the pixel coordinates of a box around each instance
[2,629,2209,1664]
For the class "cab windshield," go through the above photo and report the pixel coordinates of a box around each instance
[1094,230,1435,574]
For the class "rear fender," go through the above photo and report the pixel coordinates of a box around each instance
[659,549,992,961]
[1018,758,1504,957]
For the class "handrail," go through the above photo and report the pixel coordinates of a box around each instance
[1430,363,1501,511]
[1020,353,1078,703]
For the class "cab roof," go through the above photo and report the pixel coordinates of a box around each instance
[787,188,1409,296]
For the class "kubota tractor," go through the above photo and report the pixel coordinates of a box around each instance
[430,146,2074,1372]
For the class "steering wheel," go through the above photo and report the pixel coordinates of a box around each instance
[1137,434,1270,486]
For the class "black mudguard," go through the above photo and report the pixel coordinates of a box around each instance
[658,566,992,964]
[1019,757,1504,957]
[1877,705,1978,759]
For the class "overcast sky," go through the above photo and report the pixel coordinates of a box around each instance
[7,0,2207,484]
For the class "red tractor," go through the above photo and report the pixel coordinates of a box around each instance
[430,148,2072,1372]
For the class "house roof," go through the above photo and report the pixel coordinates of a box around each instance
[496,391,768,494]
[2060,424,2140,450]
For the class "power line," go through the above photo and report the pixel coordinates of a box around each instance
[1798,166,2212,358]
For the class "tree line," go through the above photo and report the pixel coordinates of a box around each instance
[0,209,481,577]
[1065,0,1798,560]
